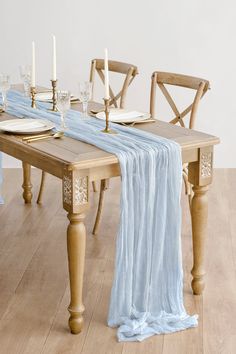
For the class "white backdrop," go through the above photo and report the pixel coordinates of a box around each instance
[1,0,235,167]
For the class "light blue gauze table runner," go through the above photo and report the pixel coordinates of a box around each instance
[0,90,198,341]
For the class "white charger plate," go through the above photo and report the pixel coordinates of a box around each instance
[96,109,151,123]
[0,119,55,134]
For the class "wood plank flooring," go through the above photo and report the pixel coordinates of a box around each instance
[0,169,235,354]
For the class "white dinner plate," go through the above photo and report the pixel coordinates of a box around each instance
[0,119,55,134]
[35,91,79,103]
[96,109,151,123]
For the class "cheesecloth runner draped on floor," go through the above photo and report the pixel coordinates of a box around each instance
[0,91,198,341]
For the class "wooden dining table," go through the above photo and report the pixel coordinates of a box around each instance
[0,90,220,335]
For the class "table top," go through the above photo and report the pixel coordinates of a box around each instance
[0,87,220,179]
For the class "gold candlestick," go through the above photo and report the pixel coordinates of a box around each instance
[49,79,58,112]
[101,98,117,134]
[31,87,36,109]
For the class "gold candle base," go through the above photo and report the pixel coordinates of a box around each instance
[48,79,58,112]
[101,98,117,134]
[31,87,36,109]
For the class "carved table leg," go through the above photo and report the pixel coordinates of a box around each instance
[22,162,32,203]
[67,212,86,334]
[191,185,209,294]
[188,146,213,295]
[62,168,89,334]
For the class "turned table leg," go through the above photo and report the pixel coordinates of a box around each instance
[62,168,89,334]
[22,162,32,203]
[190,185,209,294]
[67,212,86,334]
[188,146,213,295]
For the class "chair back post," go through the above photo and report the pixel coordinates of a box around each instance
[120,67,135,108]
[89,59,97,101]
[189,81,206,129]
[150,72,158,118]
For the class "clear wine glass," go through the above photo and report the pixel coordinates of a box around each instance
[0,74,10,111]
[78,81,92,118]
[19,65,31,96]
[56,90,71,131]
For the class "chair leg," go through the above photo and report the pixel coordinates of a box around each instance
[92,179,109,236]
[183,166,192,212]
[37,170,46,204]
[92,181,98,192]
[182,168,190,195]
[188,183,194,211]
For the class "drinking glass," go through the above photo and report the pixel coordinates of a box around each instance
[56,90,71,131]
[78,81,92,118]
[19,65,31,96]
[0,74,10,111]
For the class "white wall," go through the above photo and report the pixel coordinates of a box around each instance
[1,0,235,167]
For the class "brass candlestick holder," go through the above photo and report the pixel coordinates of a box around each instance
[49,79,58,112]
[101,98,117,134]
[30,87,36,109]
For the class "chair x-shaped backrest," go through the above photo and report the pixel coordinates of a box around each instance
[90,59,138,109]
[150,71,210,129]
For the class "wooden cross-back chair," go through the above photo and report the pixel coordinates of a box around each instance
[150,71,210,207]
[92,71,210,236]
[36,59,139,207]
[89,59,138,108]
[150,71,210,129]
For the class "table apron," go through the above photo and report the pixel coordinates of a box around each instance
[0,141,65,179]
[0,145,120,181]
[0,143,199,181]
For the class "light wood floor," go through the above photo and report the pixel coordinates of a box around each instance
[0,169,235,354]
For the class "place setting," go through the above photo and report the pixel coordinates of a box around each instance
[35,91,79,104]
[0,118,55,135]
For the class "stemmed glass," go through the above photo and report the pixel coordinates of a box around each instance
[78,81,92,118]
[0,74,10,112]
[19,65,31,96]
[56,90,71,131]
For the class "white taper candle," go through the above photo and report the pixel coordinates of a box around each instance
[52,35,57,80]
[31,41,36,87]
[104,48,110,99]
